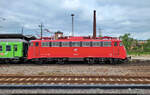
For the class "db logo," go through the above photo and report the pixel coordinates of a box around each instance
[74,48,78,51]
[0,53,4,55]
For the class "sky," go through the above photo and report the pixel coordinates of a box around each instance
[0,0,150,40]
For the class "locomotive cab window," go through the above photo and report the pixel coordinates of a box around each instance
[61,42,70,47]
[35,42,39,46]
[114,42,118,46]
[6,45,11,51]
[82,42,91,47]
[103,41,111,47]
[51,42,60,47]
[120,42,123,46]
[0,45,2,51]
[71,42,81,47]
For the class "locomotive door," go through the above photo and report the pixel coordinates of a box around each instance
[113,42,119,57]
[34,42,40,57]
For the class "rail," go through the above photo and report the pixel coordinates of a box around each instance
[0,75,150,85]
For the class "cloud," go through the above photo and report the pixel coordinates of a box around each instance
[62,0,81,10]
[0,0,150,40]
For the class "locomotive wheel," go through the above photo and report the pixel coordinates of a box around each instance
[34,60,43,64]
[4,60,10,64]
[108,59,113,64]
[113,59,121,64]
[56,58,65,64]
[87,58,95,65]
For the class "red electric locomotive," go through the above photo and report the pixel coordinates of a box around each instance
[27,10,130,64]
[27,36,129,64]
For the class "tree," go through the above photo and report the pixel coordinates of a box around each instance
[143,39,150,52]
[120,33,134,51]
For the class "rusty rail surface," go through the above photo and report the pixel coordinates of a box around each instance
[0,75,149,85]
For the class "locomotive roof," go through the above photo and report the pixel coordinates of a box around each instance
[31,38,121,42]
[0,39,28,42]
[30,36,121,42]
[0,34,36,41]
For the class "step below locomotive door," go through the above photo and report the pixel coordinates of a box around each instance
[113,42,119,57]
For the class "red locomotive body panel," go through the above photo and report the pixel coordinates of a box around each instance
[27,36,127,63]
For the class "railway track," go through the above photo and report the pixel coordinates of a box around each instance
[0,75,150,85]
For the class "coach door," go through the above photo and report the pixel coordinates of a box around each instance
[113,42,119,57]
[34,42,40,57]
[13,45,18,57]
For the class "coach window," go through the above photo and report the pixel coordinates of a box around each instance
[103,41,111,47]
[61,42,70,47]
[114,42,118,46]
[82,42,91,47]
[6,45,11,51]
[71,42,80,47]
[0,45,2,51]
[35,42,39,47]
[92,42,102,47]
[51,42,60,47]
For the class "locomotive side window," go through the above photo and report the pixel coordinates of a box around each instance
[0,45,2,51]
[92,42,102,47]
[103,41,111,47]
[71,42,80,47]
[42,42,49,47]
[41,42,45,47]
[114,42,118,46]
[61,42,70,47]
[82,42,91,47]
[6,45,11,51]
[51,42,60,47]
[120,42,123,46]
[35,42,39,46]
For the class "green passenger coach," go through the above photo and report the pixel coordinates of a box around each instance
[0,39,28,63]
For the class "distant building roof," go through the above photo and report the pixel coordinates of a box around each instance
[55,31,63,34]
[137,40,147,44]
[0,34,36,41]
